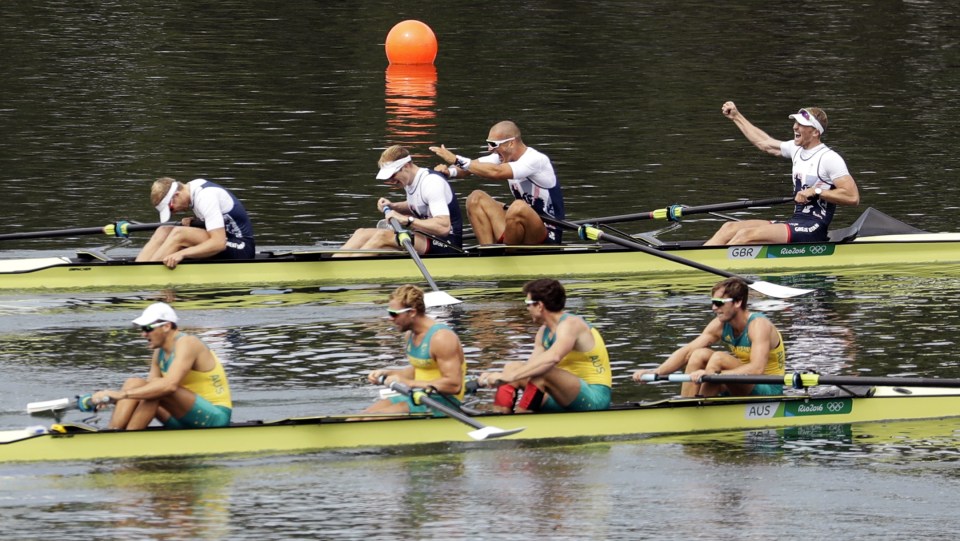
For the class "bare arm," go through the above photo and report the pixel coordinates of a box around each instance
[722,101,783,156]
[633,319,723,381]
[498,317,588,383]
[429,144,515,180]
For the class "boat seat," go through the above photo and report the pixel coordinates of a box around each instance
[76,250,117,262]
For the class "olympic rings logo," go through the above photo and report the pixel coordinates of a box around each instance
[826,401,846,412]
[810,245,828,255]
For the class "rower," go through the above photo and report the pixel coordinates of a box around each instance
[477,278,612,413]
[89,302,233,430]
[336,145,463,257]
[632,277,786,397]
[704,102,860,246]
[364,284,467,415]
[136,176,256,268]
[430,120,565,245]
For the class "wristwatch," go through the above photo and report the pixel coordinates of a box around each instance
[813,187,823,200]
[407,216,415,226]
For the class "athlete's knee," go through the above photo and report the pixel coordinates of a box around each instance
[466,190,491,207]
[121,377,148,389]
[686,349,713,369]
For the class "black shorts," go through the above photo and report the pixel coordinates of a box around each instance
[783,218,828,243]
[423,235,461,255]
[216,238,256,260]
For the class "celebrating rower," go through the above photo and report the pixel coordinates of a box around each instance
[364,284,467,415]
[478,278,612,413]
[337,145,463,257]
[705,101,860,246]
[90,302,233,430]
[633,277,786,397]
[430,120,565,245]
[136,177,255,268]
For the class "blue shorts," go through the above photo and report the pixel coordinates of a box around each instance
[541,381,611,412]
[781,217,828,243]
[215,238,256,259]
[388,393,461,418]
[164,394,232,428]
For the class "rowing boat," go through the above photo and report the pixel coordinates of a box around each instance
[3,384,960,463]
[1,208,958,291]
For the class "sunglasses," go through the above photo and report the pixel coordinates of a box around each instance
[486,136,515,149]
[140,322,167,333]
[798,109,813,121]
[524,299,539,306]
[387,307,414,318]
[711,298,734,308]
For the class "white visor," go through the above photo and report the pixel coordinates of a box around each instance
[155,182,179,222]
[376,156,412,180]
[132,302,179,326]
[788,109,825,134]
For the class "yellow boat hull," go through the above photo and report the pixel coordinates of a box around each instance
[3,234,960,290]
[4,387,960,463]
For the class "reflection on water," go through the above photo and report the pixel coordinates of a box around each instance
[385,64,437,147]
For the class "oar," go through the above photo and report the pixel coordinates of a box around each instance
[0,221,173,241]
[540,214,812,299]
[383,207,461,307]
[641,372,960,389]
[26,394,106,416]
[572,196,796,226]
[386,380,524,440]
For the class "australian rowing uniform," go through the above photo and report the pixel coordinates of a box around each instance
[779,142,850,243]
[158,334,233,428]
[721,313,786,396]
[539,314,612,412]
[478,147,565,244]
[404,168,463,254]
[387,322,467,417]
[187,178,256,259]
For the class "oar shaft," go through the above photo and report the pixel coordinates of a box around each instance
[573,196,795,226]
[643,372,960,389]
[384,209,441,293]
[388,381,485,429]
[0,221,171,241]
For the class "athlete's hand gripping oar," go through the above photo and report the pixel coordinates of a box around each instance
[0,221,174,241]
[541,214,812,299]
[26,393,110,416]
[383,207,461,308]
[572,196,796,226]
[385,379,524,440]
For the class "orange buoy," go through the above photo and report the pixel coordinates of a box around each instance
[385,20,437,65]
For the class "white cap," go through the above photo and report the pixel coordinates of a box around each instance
[132,302,179,326]
[788,108,825,134]
[376,155,412,180]
[155,182,179,222]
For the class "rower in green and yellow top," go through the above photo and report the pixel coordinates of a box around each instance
[632,277,786,397]
[478,278,612,413]
[365,284,467,416]
[90,302,232,430]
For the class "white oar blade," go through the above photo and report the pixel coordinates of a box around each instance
[467,426,525,441]
[747,280,813,299]
[27,397,71,415]
[424,290,462,308]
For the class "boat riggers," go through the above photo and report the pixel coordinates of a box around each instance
[572,196,796,226]
[640,372,960,389]
[540,213,814,299]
